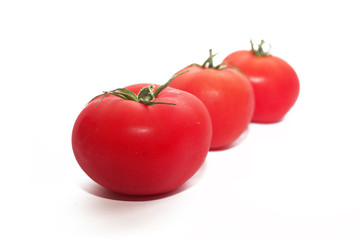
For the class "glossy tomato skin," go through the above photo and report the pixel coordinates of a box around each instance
[169,65,254,149]
[72,85,212,196]
[223,51,300,123]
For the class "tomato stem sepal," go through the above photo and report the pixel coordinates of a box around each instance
[90,70,188,107]
[194,49,227,70]
[250,39,272,57]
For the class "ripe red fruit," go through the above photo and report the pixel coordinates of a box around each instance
[223,40,300,123]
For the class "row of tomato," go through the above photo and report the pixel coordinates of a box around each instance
[72,40,300,196]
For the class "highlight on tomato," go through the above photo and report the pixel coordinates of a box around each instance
[223,40,300,123]
[169,50,255,150]
[72,72,212,196]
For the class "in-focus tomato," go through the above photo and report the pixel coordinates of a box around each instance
[223,40,300,123]
[170,50,254,149]
[72,73,212,196]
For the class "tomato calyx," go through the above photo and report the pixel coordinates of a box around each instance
[250,39,272,57]
[92,71,188,107]
[194,49,227,70]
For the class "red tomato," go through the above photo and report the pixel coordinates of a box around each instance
[170,50,254,149]
[72,75,212,196]
[223,40,300,123]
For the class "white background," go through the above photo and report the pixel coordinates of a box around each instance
[1,0,359,239]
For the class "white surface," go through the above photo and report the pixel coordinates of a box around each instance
[1,0,360,239]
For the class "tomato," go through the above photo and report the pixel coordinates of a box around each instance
[72,73,212,196]
[170,50,254,149]
[223,40,300,123]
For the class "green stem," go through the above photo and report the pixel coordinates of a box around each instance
[250,39,271,57]
[202,49,216,68]
[92,71,188,107]
[201,49,227,69]
[154,70,188,97]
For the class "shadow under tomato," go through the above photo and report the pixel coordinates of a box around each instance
[210,128,250,151]
[80,161,207,202]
